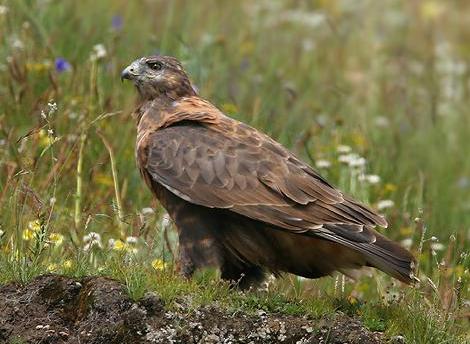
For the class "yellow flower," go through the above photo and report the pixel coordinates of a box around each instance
[28,220,41,232]
[112,239,126,251]
[94,173,114,186]
[348,295,358,305]
[221,103,238,115]
[25,62,50,73]
[421,1,444,20]
[151,259,167,271]
[22,228,34,241]
[63,260,73,269]
[47,263,58,272]
[49,232,64,245]
[351,132,367,150]
[399,226,414,236]
[23,219,42,241]
[38,129,55,148]
[384,183,397,193]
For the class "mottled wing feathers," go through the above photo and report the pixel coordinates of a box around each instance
[138,97,387,235]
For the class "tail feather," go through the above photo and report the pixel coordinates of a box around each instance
[317,224,418,284]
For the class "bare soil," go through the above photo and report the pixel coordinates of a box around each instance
[0,274,385,343]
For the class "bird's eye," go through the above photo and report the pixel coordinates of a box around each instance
[147,61,163,70]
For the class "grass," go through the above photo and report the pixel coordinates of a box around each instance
[0,0,469,342]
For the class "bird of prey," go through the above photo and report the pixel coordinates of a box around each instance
[121,56,417,289]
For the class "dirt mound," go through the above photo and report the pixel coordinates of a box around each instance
[0,274,384,343]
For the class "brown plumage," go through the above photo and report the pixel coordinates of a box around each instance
[121,56,418,288]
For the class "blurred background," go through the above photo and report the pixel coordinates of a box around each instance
[0,0,468,340]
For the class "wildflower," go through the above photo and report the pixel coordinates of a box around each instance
[377,199,394,210]
[0,5,9,16]
[0,229,4,238]
[83,232,102,250]
[94,173,113,186]
[22,229,34,241]
[359,174,381,184]
[161,213,171,228]
[384,183,397,193]
[10,36,24,50]
[55,57,71,73]
[108,238,125,251]
[337,145,352,153]
[111,15,123,31]
[38,129,57,148]
[28,220,41,232]
[374,116,390,128]
[338,153,366,167]
[63,260,73,269]
[420,1,444,20]
[280,10,326,28]
[47,263,58,272]
[151,259,166,270]
[126,236,138,244]
[401,238,413,249]
[430,242,445,252]
[221,103,238,115]
[49,233,64,245]
[348,156,366,168]
[315,159,331,169]
[90,44,107,61]
[47,101,57,114]
[141,207,154,215]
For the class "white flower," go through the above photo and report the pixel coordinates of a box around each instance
[0,5,9,16]
[141,207,154,215]
[126,236,138,244]
[10,37,24,50]
[161,213,171,228]
[47,101,57,114]
[359,174,380,184]
[348,156,366,168]
[338,153,357,164]
[315,159,331,169]
[338,153,366,168]
[377,199,394,210]
[83,231,102,250]
[401,238,413,249]
[108,238,116,248]
[0,229,4,237]
[280,10,326,28]
[90,44,107,61]
[337,145,352,153]
[374,116,390,128]
[430,242,445,252]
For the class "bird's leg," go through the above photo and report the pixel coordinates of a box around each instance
[176,244,195,279]
[173,210,222,279]
[220,261,265,290]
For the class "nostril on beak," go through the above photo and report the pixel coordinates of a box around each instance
[121,67,133,82]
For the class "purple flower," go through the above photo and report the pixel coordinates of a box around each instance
[55,58,70,73]
[111,15,123,31]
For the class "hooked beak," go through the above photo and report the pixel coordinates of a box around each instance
[120,66,133,82]
[121,60,140,82]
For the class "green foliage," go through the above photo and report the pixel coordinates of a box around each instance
[0,1,469,343]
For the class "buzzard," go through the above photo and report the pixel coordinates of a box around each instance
[121,56,417,288]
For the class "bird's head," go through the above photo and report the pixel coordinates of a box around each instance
[121,56,197,101]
